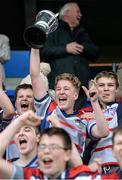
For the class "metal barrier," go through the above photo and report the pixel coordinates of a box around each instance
[89,63,119,72]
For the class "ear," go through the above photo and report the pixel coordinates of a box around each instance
[74,92,78,100]
[15,101,17,109]
[64,150,71,162]
[116,87,119,94]
[36,134,40,144]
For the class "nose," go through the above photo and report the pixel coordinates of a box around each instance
[43,146,51,154]
[22,96,27,100]
[18,128,24,135]
[104,85,109,90]
[59,89,65,94]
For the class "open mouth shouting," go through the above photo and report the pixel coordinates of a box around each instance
[42,157,53,168]
[18,138,28,150]
[20,101,29,111]
[58,97,67,105]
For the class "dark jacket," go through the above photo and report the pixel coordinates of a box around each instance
[40,20,99,89]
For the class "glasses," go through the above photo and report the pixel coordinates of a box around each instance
[38,144,67,152]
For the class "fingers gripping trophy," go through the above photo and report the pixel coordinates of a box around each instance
[24,10,59,48]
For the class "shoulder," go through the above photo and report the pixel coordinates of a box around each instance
[101,172,119,179]
[67,164,91,178]
[48,100,57,113]
[23,167,43,179]
[0,34,9,42]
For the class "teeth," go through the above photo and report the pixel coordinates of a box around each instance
[59,98,66,101]
[19,139,27,144]
[43,157,51,162]
[21,104,28,108]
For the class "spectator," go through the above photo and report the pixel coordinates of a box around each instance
[88,71,122,174]
[12,123,40,167]
[0,34,10,80]
[116,62,122,100]
[0,67,14,132]
[112,125,122,178]
[5,83,35,161]
[30,48,109,163]
[40,2,99,109]
[14,84,35,115]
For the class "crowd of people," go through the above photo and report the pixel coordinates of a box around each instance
[0,1,122,179]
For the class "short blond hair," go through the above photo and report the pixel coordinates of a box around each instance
[55,73,81,93]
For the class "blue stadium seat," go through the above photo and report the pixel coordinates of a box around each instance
[3,50,30,103]
[4,50,30,78]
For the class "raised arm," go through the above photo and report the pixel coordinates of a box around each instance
[82,80,109,138]
[0,73,14,119]
[0,110,40,179]
[30,48,47,100]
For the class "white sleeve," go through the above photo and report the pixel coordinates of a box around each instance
[11,164,24,179]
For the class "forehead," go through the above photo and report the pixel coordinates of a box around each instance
[96,77,116,84]
[70,4,80,11]
[56,80,74,88]
[40,134,63,144]
[114,133,122,141]
[19,125,36,132]
[17,88,33,96]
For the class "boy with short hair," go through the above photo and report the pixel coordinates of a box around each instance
[30,48,109,160]
[89,71,122,174]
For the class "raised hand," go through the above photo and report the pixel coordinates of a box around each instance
[88,158,102,174]
[47,113,61,127]
[82,79,98,102]
[20,110,40,126]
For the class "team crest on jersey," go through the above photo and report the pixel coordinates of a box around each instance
[75,119,85,129]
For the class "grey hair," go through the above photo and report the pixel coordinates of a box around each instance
[59,2,78,19]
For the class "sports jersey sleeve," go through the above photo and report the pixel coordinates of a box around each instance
[34,93,51,118]
[34,93,57,130]
[11,164,24,179]
[0,110,12,132]
[86,119,98,140]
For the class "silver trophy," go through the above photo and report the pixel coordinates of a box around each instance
[24,10,59,49]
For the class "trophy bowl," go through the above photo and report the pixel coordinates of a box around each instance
[23,10,58,49]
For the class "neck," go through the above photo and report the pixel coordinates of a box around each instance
[99,100,116,110]
[99,101,107,110]
[46,169,66,179]
[120,164,122,171]
[15,149,37,166]
[65,108,74,114]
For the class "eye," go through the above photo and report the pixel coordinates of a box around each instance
[56,87,60,91]
[39,144,46,150]
[98,84,104,87]
[18,95,23,98]
[24,127,31,132]
[108,84,115,87]
[16,130,20,134]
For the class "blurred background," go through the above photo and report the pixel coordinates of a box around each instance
[0,0,122,63]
